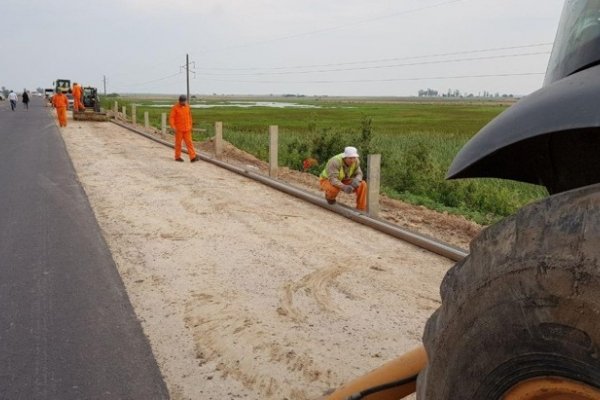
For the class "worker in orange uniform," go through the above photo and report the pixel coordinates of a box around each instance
[320,146,367,211]
[52,88,69,127]
[72,82,85,112]
[169,95,199,162]
[302,157,318,171]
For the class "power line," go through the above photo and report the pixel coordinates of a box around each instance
[110,45,550,89]
[117,71,184,88]
[195,0,467,55]
[107,55,186,79]
[203,71,545,84]
[193,42,553,72]
[191,51,550,77]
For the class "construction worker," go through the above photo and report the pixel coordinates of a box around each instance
[320,146,367,211]
[72,82,85,112]
[169,95,199,162]
[302,157,318,171]
[52,88,69,127]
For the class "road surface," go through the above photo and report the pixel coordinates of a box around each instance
[0,98,168,399]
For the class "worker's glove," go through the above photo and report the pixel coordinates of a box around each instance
[350,178,361,189]
[341,185,354,194]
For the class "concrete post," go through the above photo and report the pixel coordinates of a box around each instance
[131,104,137,125]
[269,125,278,177]
[144,111,149,129]
[367,154,381,217]
[113,101,118,115]
[161,113,167,138]
[215,121,223,159]
[122,106,127,120]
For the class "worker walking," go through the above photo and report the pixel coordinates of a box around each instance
[320,146,367,211]
[8,90,18,111]
[72,82,85,112]
[169,95,199,162]
[52,88,69,127]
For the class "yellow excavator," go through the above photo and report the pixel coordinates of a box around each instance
[326,1,600,399]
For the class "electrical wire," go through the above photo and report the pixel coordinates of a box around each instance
[107,55,186,79]
[204,71,545,84]
[196,0,467,54]
[108,46,548,90]
[191,51,549,77]
[193,42,553,72]
[103,2,551,91]
[115,71,184,88]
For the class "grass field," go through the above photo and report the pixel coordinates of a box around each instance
[102,95,548,224]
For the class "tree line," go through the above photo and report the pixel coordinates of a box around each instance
[418,88,516,98]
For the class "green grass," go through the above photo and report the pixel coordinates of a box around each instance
[102,96,547,224]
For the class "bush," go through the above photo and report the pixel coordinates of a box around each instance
[385,139,437,195]
[284,137,311,171]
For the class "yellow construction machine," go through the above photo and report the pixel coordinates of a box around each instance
[54,79,71,95]
[326,1,600,399]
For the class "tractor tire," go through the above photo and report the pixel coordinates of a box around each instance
[417,183,600,399]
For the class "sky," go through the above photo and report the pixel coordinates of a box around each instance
[1,0,565,97]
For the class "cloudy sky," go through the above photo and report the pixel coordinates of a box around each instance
[2,0,564,97]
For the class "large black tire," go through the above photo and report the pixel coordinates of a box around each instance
[417,183,600,399]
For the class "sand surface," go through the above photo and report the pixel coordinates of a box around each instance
[59,118,479,400]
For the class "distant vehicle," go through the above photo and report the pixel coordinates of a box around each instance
[66,93,74,110]
[0,94,5,101]
[44,88,54,99]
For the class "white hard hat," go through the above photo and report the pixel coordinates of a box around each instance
[343,146,359,158]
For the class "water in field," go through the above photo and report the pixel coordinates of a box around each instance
[148,101,321,109]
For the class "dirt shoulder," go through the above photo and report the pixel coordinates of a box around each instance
[59,118,480,400]
[193,139,480,250]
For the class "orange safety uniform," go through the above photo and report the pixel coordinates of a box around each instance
[320,153,367,211]
[72,84,85,112]
[52,93,69,127]
[169,102,196,161]
[320,178,367,211]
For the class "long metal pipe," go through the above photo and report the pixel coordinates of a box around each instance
[110,119,468,262]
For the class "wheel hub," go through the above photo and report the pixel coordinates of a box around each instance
[503,377,600,400]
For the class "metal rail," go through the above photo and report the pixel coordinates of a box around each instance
[110,119,469,262]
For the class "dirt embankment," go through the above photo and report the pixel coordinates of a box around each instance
[192,138,480,250]
[60,118,480,400]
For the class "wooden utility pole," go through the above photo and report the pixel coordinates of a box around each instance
[186,54,191,103]
[181,54,195,102]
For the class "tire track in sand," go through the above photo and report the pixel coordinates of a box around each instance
[278,264,348,322]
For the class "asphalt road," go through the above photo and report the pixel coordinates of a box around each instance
[0,97,169,399]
